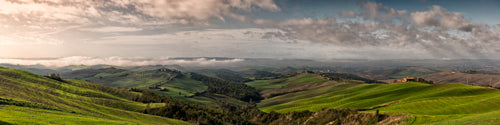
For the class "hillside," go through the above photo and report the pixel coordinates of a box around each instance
[0,67,189,125]
[0,67,397,125]
[420,72,500,88]
[194,69,251,83]
[258,82,500,124]
[61,67,261,107]
[246,73,332,98]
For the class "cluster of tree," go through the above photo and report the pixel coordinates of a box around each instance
[240,69,280,80]
[320,73,385,83]
[44,73,64,82]
[189,73,262,102]
[213,72,252,83]
[416,78,434,84]
[133,90,386,125]
[54,78,389,125]
[196,69,252,83]
[461,70,479,74]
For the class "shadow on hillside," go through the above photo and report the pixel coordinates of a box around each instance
[0,120,13,125]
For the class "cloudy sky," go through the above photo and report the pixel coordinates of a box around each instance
[1,0,499,63]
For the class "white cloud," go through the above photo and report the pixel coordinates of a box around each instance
[358,1,407,22]
[411,5,473,31]
[0,0,280,45]
[254,2,500,59]
[0,56,245,67]
[79,26,142,33]
[133,0,280,24]
[85,28,283,45]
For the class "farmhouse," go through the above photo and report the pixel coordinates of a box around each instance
[393,76,433,84]
[403,77,416,82]
[159,68,168,72]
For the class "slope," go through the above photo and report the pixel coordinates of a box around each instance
[0,67,190,125]
[420,72,500,88]
[247,73,328,91]
[62,67,260,107]
[260,82,500,124]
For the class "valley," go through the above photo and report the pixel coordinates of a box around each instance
[2,62,500,124]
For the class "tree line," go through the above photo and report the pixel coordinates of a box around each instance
[129,89,387,125]
[189,73,262,102]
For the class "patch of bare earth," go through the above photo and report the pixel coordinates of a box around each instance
[420,72,500,88]
[377,114,409,125]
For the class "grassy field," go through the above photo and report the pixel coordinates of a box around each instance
[0,67,190,125]
[246,73,328,89]
[257,82,358,107]
[259,82,500,124]
[63,68,247,107]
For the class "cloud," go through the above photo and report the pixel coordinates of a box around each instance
[410,5,474,31]
[0,0,280,45]
[339,10,357,18]
[79,26,142,33]
[358,1,408,22]
[257,18,356,45]
[0,56,245,67]
[254,2,500,59]
[0,0,280,26]
[134,0,280,24]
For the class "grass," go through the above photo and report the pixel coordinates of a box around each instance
[159,75,207,97]
[258,82,358,107]
[246,79,287,89]
[66,69,221,106]
[0,67,190,125]
[259,82,500,124]
[246,73,328,90]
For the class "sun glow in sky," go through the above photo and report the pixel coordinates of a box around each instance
[0,0,499,62]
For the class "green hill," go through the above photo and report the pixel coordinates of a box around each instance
[0,67,396,125]
[246,73,328,89]
[0,67,190,125]
[62,67,260,107]
[259,82,500,124]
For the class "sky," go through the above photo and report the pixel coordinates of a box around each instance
[0,0,499,66]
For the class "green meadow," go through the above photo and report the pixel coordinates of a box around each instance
[259,82,500,124]
[0,67,190,125]
[246,73,328,89]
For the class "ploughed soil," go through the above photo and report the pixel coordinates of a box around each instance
[420,72,500,88]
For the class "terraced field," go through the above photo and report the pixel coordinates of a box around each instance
[259,82,500,124]
[0,67,189,125]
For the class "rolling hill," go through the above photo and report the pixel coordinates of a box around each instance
[0,67,397,125]
[257,81,500,124]
[420,72,500,88]
[0,67,189,125]
[61,67,261,107]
